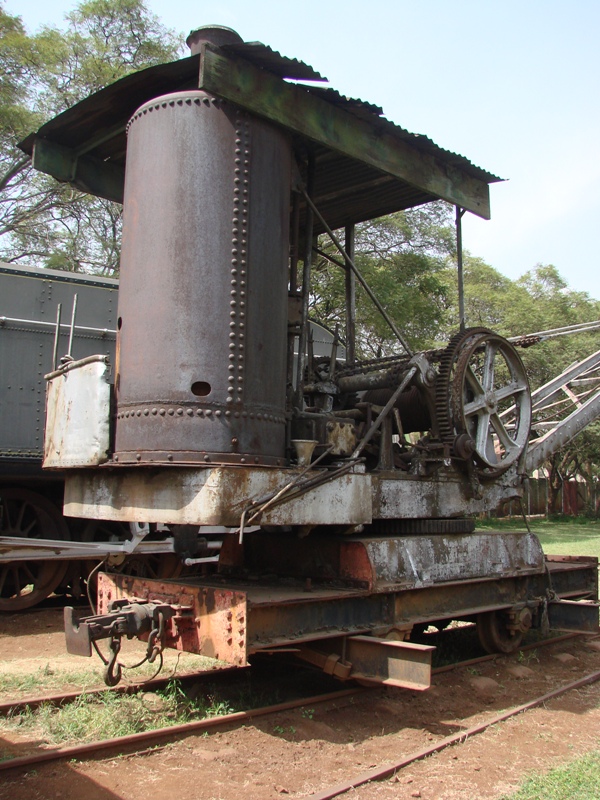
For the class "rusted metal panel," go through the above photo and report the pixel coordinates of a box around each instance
[97,573,248,665]
[94,551,598,664]
[199,45,493,219]
[224,531,545,592]
[547,599,599,633]
[62,466,372,526]
[115,91,291,466]
[546,556,599,598]
[43,356,111,468]
[373,470,522,518]
[362,532,545,588]
[344,636,433,690]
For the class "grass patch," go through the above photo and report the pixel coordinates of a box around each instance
[476,517,600,558]
[502,750,600,799]
[0,649,219,700]
[0,679,235,745]
[0,663,105,696]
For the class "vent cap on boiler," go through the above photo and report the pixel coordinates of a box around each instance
[186,25,243,54]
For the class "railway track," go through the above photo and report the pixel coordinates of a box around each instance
[0,632,590,776]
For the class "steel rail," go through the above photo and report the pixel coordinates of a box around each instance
[0,631,581,718]
[0,632,583,765]
[0,688,358,774]
[310,666,600,800]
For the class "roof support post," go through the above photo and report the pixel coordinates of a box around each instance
[455,206,467,331]
[344,224,356,364]
[295,154,316,408]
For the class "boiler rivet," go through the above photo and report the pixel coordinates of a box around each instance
[159,408,165,416]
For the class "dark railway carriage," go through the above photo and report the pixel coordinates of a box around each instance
[0,263,117,609]
[18,25,599,687]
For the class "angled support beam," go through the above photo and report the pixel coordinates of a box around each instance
[199,44,491,219]
[526,389,600,474]
[32,138,124,204]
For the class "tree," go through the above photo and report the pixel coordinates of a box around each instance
[0,0,182,275]
[310,201,456,357]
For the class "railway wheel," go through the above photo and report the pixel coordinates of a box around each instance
[476,610,525,654]
[0,488,69,611]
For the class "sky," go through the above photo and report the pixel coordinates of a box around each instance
[8,0,600,300]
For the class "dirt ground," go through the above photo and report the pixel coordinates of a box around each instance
[0,607,599,800]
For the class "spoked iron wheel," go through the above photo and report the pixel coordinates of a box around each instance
[0,488,70,611]
[477,610,525,654]
[437,328,531,478]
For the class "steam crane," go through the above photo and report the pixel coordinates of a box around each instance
[20,26,598,687]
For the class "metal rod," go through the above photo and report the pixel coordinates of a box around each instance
[344,224,356,363]
[289,191,300,292]
[67,293,78,357]
[295,156,316,407]
[509,319,600,342]
[455,206,466,331]
[0,316,115,336]
[52,303,62,370]
[301,188,413,356]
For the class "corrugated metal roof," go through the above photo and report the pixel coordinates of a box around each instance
[19,37,501,228]
[223,41,327,81]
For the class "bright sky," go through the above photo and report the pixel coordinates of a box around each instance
[8,0,600,301]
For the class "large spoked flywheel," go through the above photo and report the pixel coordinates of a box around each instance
[436,328,531,478]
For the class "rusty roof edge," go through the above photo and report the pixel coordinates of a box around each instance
[18,53,202,156]
[18,41,502,189]
[296,84,502,184]
[221,41,327,82]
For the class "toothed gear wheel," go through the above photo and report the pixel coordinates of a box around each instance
[368,518,476,536]
[435,328,531,478]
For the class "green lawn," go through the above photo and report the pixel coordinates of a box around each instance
[501,751,600,800]
[476,517,600,559]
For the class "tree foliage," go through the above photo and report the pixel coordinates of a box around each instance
[0,0,182,275]
[310,202,455,357]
